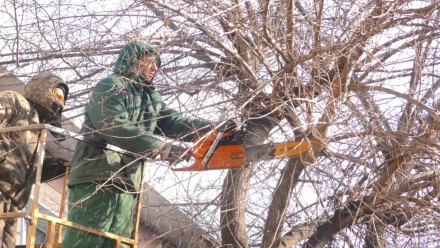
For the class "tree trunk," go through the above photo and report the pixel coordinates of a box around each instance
[220,166,254,248]
[364,222,385,248]
[221,113,277,247]
[261,158,305,248]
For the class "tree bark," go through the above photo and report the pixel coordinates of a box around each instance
[364,221,385,248]
[261,158,305,248]
[221,114,277,247]
[274,217,327,248]
[220,166,254,248]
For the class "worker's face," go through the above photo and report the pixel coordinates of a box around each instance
[137,56,158,81]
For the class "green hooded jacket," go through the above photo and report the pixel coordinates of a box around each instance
[68,42,212,191]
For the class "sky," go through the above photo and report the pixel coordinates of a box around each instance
[1,0,440,245]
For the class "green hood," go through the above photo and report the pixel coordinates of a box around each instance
[113,41,161,85]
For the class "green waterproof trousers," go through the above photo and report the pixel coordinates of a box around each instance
[62,183,134,248]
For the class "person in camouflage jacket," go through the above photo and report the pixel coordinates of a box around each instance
[63,41,213,248]
[0,72,68,247]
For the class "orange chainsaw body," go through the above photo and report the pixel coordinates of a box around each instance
[172,132,246,171]
[170,131,314,171]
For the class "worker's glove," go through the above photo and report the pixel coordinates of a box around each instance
[219,119,238,133]
[46,112,67,141]
[160,143,191,164]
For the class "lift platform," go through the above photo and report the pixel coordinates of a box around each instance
[0,124,144,248]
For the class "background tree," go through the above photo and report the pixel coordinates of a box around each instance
[1,0,440,247]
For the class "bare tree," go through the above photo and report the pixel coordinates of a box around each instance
[1,0,440,247]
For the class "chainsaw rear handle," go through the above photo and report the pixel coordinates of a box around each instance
[167,131,217,170]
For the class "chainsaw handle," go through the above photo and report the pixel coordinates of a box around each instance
[169,158,206,171]
[168,146,205,171]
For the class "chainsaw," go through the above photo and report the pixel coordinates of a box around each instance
[170,129,316,171]
[43,123,315,172]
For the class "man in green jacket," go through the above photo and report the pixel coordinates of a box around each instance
[63,41,213,248]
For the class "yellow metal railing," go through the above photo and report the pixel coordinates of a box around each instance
[0,124,144,248]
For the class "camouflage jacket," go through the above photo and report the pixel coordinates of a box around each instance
[0,91,40,209]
